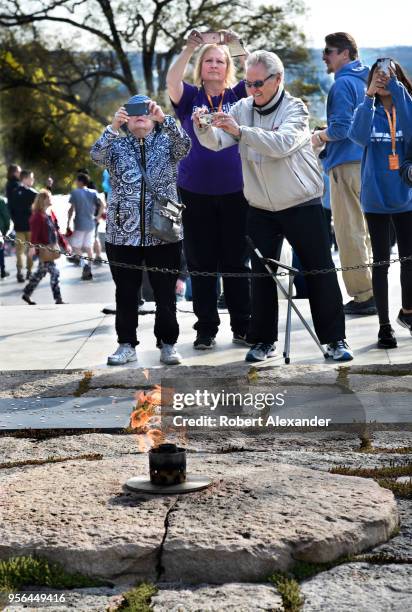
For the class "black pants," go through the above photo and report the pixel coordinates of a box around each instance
[247,205,345,345]
[180,188,251,337]
[365,211,412,325]
[105,241,181,347]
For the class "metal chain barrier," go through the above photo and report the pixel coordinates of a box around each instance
[6,235,412,279]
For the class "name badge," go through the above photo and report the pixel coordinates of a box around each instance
[389,154,399,171]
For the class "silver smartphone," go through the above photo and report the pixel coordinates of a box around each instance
[377,58,391,75]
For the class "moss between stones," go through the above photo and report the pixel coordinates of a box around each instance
[359,445,412,454]
[0,428,127,440]
[377,478,412,498]
[330,462,412,498]
[0,556,106,593]
[358,431,374,452]
[0,453,103,470]
[336,366,351,389]
[330,463,412,479]
[115,583,157,611]
[73,370,94,397]
[269,573,303,611]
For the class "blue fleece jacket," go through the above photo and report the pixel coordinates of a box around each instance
[321,60,369,173]
[348,78,412,213]
[400,139,412,187]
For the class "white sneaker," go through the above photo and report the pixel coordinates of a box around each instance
[160,343,182,365]
[107,343,137,366]
[325,340,353,362]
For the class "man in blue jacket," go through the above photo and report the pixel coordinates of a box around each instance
[312,32,376,316]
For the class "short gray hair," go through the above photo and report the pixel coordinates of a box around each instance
[246,50,284,80]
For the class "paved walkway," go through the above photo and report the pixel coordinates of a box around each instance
[1,240,412,370]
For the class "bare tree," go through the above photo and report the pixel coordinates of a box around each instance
[0,0,310,120]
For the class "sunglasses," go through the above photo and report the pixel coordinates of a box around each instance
[244,74,275,89]
[323,47,343,56]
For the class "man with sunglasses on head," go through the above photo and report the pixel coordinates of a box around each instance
[312,32,376,317]
[194,50,352,363]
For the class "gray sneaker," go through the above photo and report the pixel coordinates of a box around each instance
[160,343,182,365]
[245,343,276,363]
[107,343,137,366]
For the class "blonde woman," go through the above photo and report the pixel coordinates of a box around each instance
[22,189,68,305]
[167,30,251,350]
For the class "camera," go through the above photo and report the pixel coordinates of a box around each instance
[198,113,215,127]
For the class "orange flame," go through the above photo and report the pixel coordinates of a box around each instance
[130,385,163,452]
[129,384,188,452]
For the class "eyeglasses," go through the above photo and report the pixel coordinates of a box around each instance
[244,74,275,89]
[323,47,343,56]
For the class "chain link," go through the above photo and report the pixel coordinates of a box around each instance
[6,235,412,279]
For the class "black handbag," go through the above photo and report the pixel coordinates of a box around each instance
[135,156,185,243]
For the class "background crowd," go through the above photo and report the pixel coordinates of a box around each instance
[2,29,412,367]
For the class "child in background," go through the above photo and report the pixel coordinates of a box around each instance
[22,189,69,305]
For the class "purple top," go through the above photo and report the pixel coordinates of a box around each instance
[173,81,247,195]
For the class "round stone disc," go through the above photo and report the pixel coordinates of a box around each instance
[125,475,212,495]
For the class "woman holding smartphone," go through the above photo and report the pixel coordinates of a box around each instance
[167,30,251,350]
[349,59,412,348]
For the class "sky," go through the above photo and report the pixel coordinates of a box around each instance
[296,0,412,47]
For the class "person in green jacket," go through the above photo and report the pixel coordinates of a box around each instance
[0,196,11,278]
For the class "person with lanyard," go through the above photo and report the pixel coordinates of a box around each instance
[194,50,353,363]
[349,59,412,349]
[166,29,251,350]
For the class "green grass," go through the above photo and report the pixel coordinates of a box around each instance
[0,556,105,593]
[269,573,303,611]
[116,583,157,611]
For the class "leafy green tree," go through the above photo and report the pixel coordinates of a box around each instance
[0,53,102,190]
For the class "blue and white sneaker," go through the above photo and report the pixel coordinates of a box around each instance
[245,342,276,363]
[326,340,353,361]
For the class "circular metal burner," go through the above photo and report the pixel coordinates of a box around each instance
[125,475,212,495]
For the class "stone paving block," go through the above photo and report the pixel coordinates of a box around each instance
[0,434,139,463]
[89,365,251,391]
[0,372,83,399]
[0,456,398,584]
[252,365,339,387]
[372,499,412,558]
[1,587,125,612]
[1,432,409,472]
[152,582,283,611]
[348,374,412,393]
[160,459,397,584]
[301,563,412,611]
[0,457,170,581]
[349,364,412,376]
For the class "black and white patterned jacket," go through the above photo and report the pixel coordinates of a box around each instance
[90,115,191,246]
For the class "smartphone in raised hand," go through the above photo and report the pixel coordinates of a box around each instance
[124,102,150,116]
[201,31,224,44]
[377,58,392,76]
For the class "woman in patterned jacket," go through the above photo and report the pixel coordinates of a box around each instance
[91,95,191,366]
